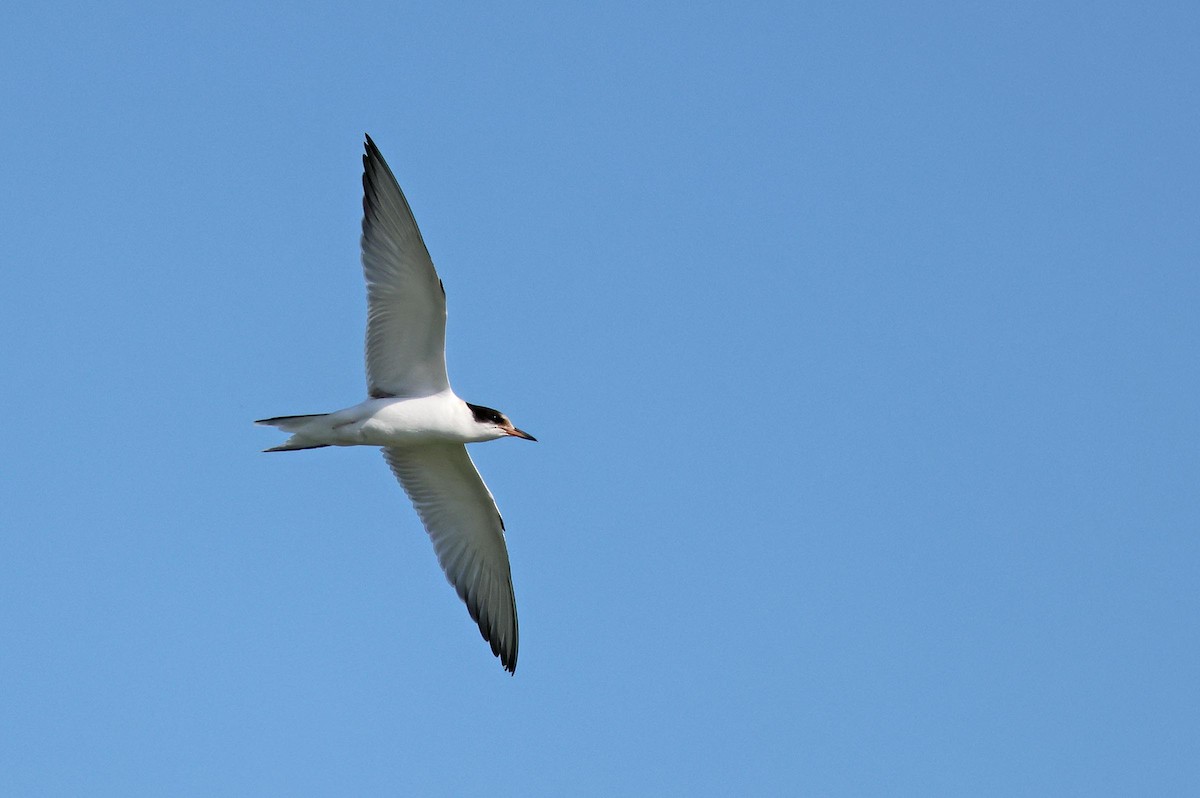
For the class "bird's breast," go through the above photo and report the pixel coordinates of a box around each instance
[351,395,474,446]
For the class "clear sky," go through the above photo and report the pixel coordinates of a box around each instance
[2,2,1197,795]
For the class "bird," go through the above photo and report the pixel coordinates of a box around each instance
[257,135,535,673]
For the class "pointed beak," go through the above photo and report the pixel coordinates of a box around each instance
[507,426,537,442]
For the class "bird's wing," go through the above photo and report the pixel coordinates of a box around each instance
[361,135,451,398]
[383,444,519,672]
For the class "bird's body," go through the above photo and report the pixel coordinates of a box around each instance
[262,394,513,449]
[257,135,534,673]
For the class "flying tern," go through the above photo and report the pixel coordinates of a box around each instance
[257,135,535,673]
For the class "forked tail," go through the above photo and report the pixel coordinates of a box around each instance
[255,413,331,452]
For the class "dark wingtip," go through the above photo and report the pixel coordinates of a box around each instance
[362,134,379,180]
[480,611,518,674]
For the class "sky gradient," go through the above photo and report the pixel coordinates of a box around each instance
[2,2,1198,795]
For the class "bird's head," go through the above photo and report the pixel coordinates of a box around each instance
[466,402,537,442]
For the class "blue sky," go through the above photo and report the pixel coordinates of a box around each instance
[2,2,1197,794]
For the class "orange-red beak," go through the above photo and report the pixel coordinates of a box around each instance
[507,426,537,441]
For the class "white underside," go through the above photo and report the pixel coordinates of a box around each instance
[287,392,505,448]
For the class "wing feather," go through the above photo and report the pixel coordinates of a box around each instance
[382,444,519,673]
[361,135,451,398]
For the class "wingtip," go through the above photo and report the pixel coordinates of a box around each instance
[500,645,517,674]
[362,134,377,174]
[483,615,518,674]
[502,637,518,674]
[364,133,384,164]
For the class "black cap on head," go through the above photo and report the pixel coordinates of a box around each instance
[466,403,506,425]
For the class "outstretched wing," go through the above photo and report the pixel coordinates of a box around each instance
[382,444,519,673]
[361,135,451,398]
